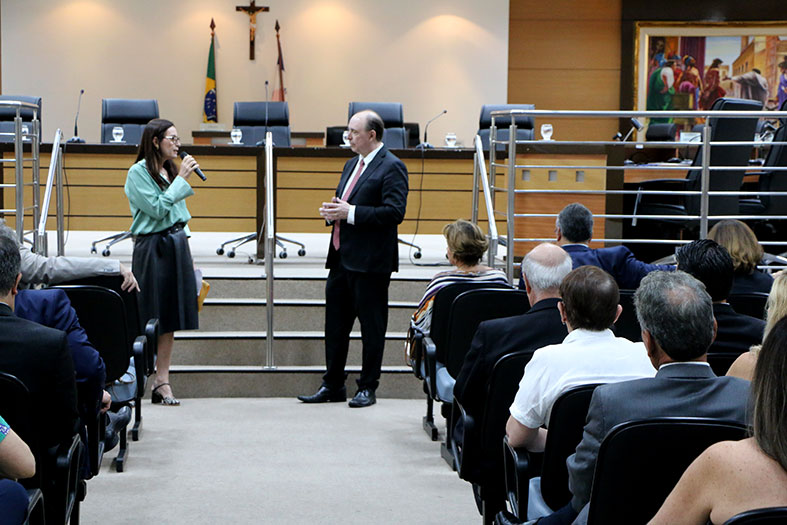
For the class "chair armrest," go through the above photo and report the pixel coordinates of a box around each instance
[424,336,438,399]
[453,398,480,483]
[132,336,147,396]
[26,488,44,525]
[409,322,425,379]
[144,319,159,377]
[49,433,82,524]
[504,435,540,520]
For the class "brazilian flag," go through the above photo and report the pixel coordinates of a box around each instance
[203,32,217,123]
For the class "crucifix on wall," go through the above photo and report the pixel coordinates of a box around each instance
[236,0,269,60]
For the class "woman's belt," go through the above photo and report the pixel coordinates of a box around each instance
[134,222,186,238]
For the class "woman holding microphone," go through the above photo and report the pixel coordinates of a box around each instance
[125,118,200,406]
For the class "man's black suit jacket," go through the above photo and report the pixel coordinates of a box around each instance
[454,298,567,417]
[327,145,408,274]
[0,303,79,447]
[710,302,766,355]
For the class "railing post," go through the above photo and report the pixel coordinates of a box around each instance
[13,115,24,243]
[264,132,276,369]
[31,115,41,252]
[56,143,65,255]
[471,151,479,225]
[506,121,517,282]
[700,122,711,238]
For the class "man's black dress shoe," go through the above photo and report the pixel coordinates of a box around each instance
[297,386,347,403]
[348,388,376,408]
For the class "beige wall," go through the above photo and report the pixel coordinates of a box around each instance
[1,0,508,145]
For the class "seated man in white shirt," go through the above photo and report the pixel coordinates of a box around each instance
[505,265,655,452]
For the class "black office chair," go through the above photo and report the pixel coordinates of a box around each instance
[613,289,642,341]
[477,104,535,151]
[325,126,346,147]
[216,101,305,261]
[504,384,600,520]
[404,122,421,148]
[93,98,160,256]
[52,285,146,473]
[0,372,83,525]
[724,507,787,524]
[431,288,528,467]
[630,98,761,253]
[586,417,747,525]
[0,95,42,143]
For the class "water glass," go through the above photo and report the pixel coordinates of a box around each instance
[230,128,243,144]
[342,130,350,146]
[21,125,29,142]
[444,132,457,148]
[112,126,124,143]
[540,123,554,141]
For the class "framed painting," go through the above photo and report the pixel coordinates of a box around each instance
[634,22,787,124]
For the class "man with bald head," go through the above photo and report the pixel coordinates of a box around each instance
[299,110,409,408]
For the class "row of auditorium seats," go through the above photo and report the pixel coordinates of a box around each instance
[0,275,158,524]
[408,281,777,524]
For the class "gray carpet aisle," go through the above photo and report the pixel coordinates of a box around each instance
[80,398,479,524]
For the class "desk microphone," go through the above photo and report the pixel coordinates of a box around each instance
[618,117,643,142]
[179,150,207,181]
[417,109,447,149]
[256,80,274,147]
[67,89,85,143]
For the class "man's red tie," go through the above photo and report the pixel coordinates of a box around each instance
[332,159,364,251]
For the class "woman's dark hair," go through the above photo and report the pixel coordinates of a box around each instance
[136,118,177,190]
[752,316,787,471]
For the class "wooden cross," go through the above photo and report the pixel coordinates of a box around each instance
[236,0,269,60]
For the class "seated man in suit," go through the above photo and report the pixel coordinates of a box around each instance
[518,203,673,291]
[0,235,79,449]
[0,220,138,291]
[453,242,572,454]
[536,271,751,525]
[505,265,655,453]
[676,239,765,356]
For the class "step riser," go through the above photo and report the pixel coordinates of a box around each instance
[166,371,424,399]
[198,305,414,332]
[206,279,428,302]
[172,338,409,367]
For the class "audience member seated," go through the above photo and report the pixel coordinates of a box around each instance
[410,219,507,336]
[519,203,673,291]
[536,271,750,525]
[0,219,139,291]
[505,265,655,454]
[0,236,79,448]
[676,239,765,355]
[651,316,787,524]
[707,219,773,295]
[727,272,787,381]
[0,414,36,525]
[452,243,571,452]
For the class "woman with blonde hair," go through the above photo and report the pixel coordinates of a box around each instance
[650,317,787,524]
[727,271,787,381]
[707,219,772,295]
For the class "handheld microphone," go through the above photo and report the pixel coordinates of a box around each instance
[67,89,85,143]
[178,151,207,181]
[417,109,447,149]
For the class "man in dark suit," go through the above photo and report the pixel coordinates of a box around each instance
[518,203,673,291]
[676,239,765,356]
[0,235,79,448]
[536,271,750,525]
[298,110,408,408]
[454,243,571,421]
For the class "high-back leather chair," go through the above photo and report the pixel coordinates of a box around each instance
[233,101,291,146]
[347,102,407,149]
[586,417,747,524]
[477,104,535,151]
[101,98,159,145]
[0,95,42,143]
[740,100,787,220]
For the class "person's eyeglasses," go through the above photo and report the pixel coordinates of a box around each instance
[163,135,181,144]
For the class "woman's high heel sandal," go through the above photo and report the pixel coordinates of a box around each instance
[151,383,180,406]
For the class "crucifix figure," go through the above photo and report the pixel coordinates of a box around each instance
[236,0,269,60]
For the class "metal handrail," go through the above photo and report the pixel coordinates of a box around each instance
[473,135,499,269]
[264,132,275,369]
[36,129,64,256]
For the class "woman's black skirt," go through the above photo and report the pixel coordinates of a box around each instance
[132,225,198,334]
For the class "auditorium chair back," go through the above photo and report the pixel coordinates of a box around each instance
[233,101,291,147]
[0,95,42,143]
[347,101,407,149]
[101,98,159,145]
[477,104,535,151]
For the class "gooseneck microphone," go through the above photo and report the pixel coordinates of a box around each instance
[256,80,274,147]
[417,109,448,149]
[178,151,207,181]
[67,89,85,143]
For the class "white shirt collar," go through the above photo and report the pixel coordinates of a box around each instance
[359,142,384,167]
[659,361,711,370]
